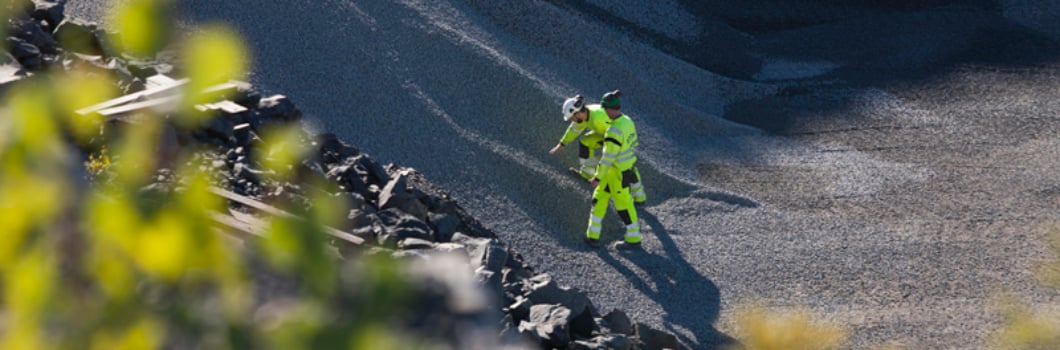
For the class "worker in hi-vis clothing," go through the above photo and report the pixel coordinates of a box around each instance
[585,90,642,249]
[549,94,613,180]
[550,93,647,205]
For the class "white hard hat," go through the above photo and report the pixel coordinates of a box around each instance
[562,95,585,121]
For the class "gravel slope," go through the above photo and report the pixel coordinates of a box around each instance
[66,1,1060,348]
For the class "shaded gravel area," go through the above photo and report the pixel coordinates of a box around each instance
[718,62,1060,347]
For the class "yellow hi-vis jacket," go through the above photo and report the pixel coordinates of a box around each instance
[594,114,638,182]
[558,104,611,146]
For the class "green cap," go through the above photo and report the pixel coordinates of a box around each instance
[601,90,621,109]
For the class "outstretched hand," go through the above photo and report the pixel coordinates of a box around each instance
[549,143,564,155]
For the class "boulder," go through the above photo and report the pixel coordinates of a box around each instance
[519,304,572,348]
[502,265,531,289]
[427,211,460,243]
[499,313,537,347]
[346,210,382,242]
[469,237,508,275]
[31,0,65,33]
[232,162,265,185]
[325,159,370,196]
[359,157,389,186]
[243,110,265,132]
[0,52,27,90]
[257,94,301,123]
[338,191,367,212]
[570,335,634,350]
[121,77,145,94]
[603,309,634,335]
[375,208,432,247]
[398,237,435,250]
[475,265,502,298]
[378,170,408,205]
[635,322,687,350]
[7,36,39,59]
[523,273,597,339]
[507,296,532,323]
[232,123,255,147]
[524,274,593,317]
[12,17,59,54]
[53,18,106,56]
[234,88,262,110]
[125,60,158,79]
[316,132,359,165]
[203,115,235,142]
[7,37,41,69]
[378,170,429,221]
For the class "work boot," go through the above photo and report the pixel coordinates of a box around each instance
[612,241,641,251]
[585,237,601,248]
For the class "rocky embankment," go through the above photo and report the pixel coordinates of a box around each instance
[2,1,689,349]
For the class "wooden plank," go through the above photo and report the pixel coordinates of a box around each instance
[324,226,366,246]
[76,76,189,116]
[97,94,182,117]
[201,81,246,96]
[195,100,248,114]
[210,211,266,238]
[215,100,248,113]
[207,186,365,245]
[209,186,294,219]
[145,74,179,89]
[77,73,252,118]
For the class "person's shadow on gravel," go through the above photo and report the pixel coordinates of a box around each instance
[596,210,734,349]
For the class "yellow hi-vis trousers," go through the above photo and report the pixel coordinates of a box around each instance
[585,169,641,243]
[630,167,646,204]
[576,133,604,180]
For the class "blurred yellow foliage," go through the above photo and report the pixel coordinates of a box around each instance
[1036,225,1060,290]
[259,124,310,181]
[111,115,160,187]
[111,0,171,57]
[182,23,249,126]
[4,80,66,163]
[992,224,1060,350]
[727,305,847,350]
[994,309,1060,349]
[0,1,411,349]
[0,172,62,265]
[53,68,116,142]
[89,317,162,350]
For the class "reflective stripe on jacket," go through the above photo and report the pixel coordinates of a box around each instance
[595,114,637,181]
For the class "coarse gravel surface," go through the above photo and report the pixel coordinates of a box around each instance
[66,1,1060,348]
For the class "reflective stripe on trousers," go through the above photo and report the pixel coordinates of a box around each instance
[625,222,642,243]
[586,170,639,242]
[587,214,603,240]
[631,181,646,202]
[578,157,598,178]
